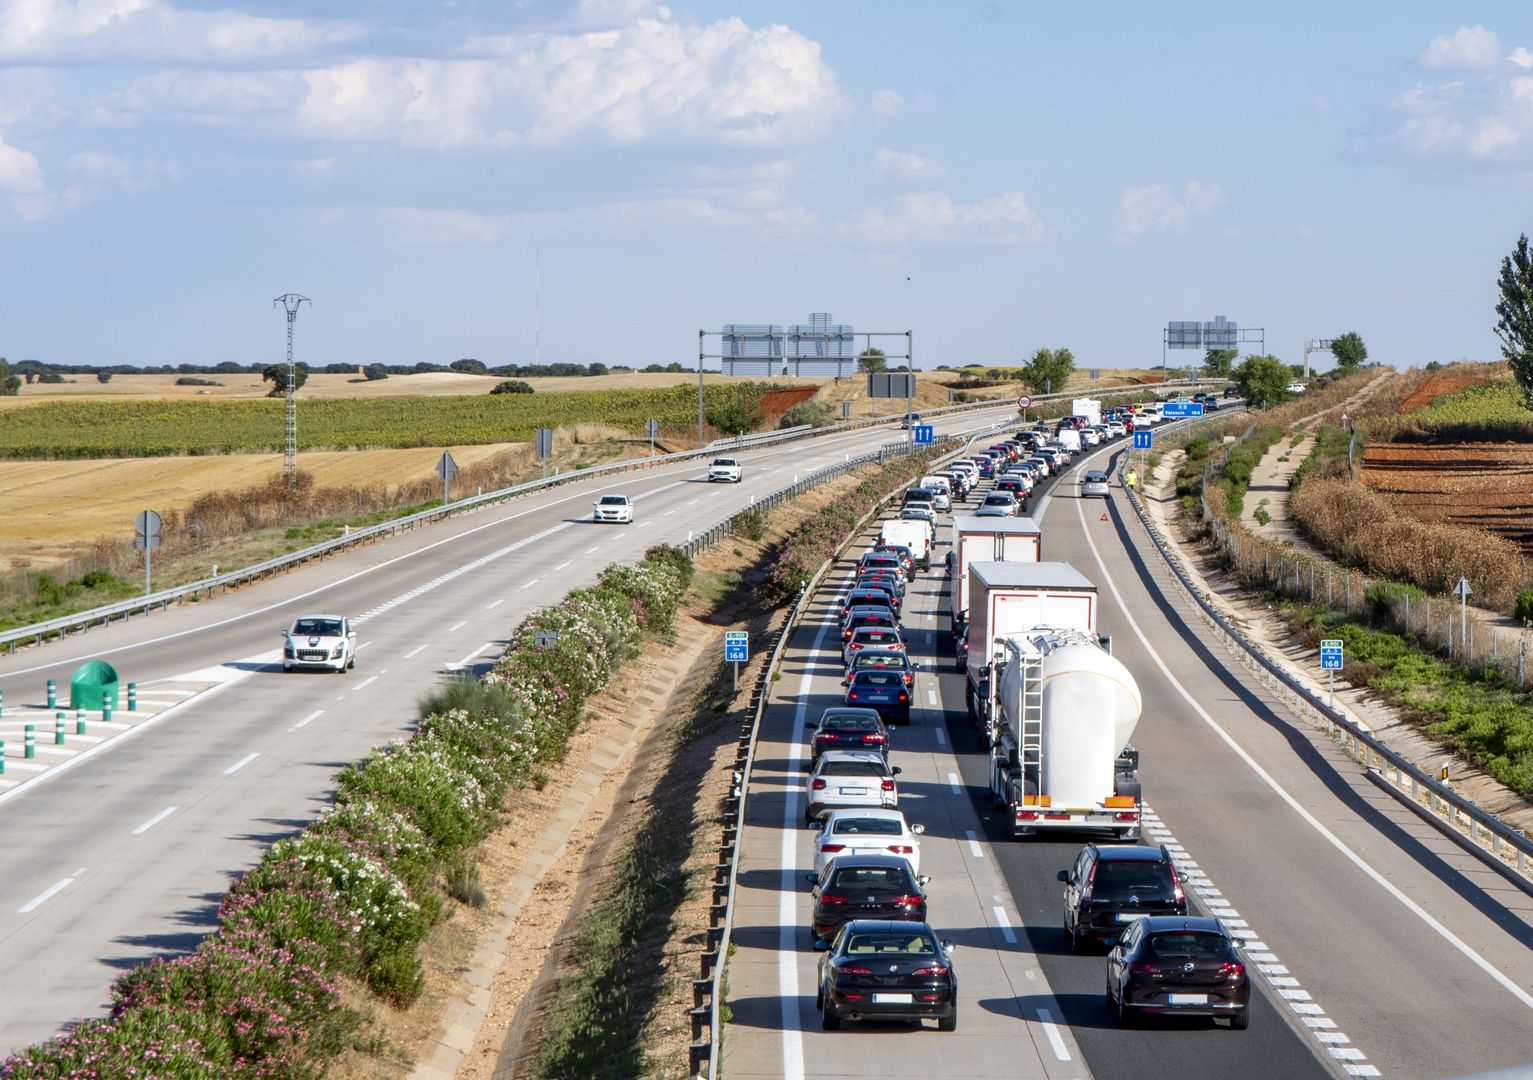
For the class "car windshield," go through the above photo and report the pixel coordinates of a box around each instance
[598,496,629,506]
[713,458,737,466]
[854,671,902,686]
[983,494,1014,505]
[1085,472,1107,482]
[823,715,880,732]
[844,930,938,955]
[1093,860,1173,897]
[855,652,902,667]
[1146,932,1230,961]
[828,866,909,893]
[833,818,904,836]
[293,618,343,636]
[820,760,887,778]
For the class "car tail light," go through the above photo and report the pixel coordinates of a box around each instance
[1081,863,1097,904]
[848,691,859,700]
[881,779,895,792]
[840,966,873,975]
[819,843,845,854]
[862,734,885,745]
[903,673,914,686]
[897,692,908,702]
[1130,961,1156,975]
[816,733,836,742]
[892,894,922,907]
[811,779,827,790]
[911,966,948,977]
[888,845,914,855]
[819,894,848,906]
[1171,868,1185,904]
[1219,961,1245,979]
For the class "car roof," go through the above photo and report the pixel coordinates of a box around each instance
[292,613,346,621]
[1134,916,1226,934]
[1093,844,1170,862]
[837,918,938,936]
[823,807,906,824]
[817,749,890,765]
[818,707,883,722]
[824,853,912,870]
[853,648,910,661]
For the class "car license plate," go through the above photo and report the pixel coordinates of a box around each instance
[1116,913,1148,922]
[839,787,868,796]
[872,993,913,1004]
[1167,993,1208,1005]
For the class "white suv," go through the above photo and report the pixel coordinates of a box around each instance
[708,457,743,483]
[593,494,635,523]
[283,615,356,673]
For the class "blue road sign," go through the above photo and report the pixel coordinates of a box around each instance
[913,424,935,445]
[725,631,749,663]
[1160,401,1206,418]
[1133,431,1153,450]
[1320,638,1344,671]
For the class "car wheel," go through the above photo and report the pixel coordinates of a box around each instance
[1116,991,1136,1028]
[821,1002,840,1031]
[938,1008,957,1033]
[1106,977,1117,1010]
[347,654,356,671]
[1067,923,1084,955]
[815,982,825,1011]
[1229,1008,1250,1031]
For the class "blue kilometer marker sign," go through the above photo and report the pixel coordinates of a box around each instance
[1133,431,1153,450]
[724,631,749,663]
[1320,639,1344,670]
[913,424,935,445]
[1159,401,1206,418]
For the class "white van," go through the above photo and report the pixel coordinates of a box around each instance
[919,475,952,511]
[1054,428,1082,453]
[881,518,934,571]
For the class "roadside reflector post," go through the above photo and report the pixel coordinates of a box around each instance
[55,712,65,744]
[0,740,5,774]
[0,687,4,716]
[128,682,137,711]
[25,724,36,758]
[103,700,113,724]
[77,716,87,736]
[46,679,56,709]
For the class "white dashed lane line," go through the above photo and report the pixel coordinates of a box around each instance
[132,807,177,835]
[447,620,466,632]
[553,560,571,572]
[965,830,984,859]
[992,906,1018,944]
[223,753,259,776]
[947,772,963,795]
[353,676,379,691]
[519,579,540,590]
[18,872,83,914]
[485,598,505,610]
[1036,1008,1071,1062]
[403,644,429,659]
[291,710,323,730]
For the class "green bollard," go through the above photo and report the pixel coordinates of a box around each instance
[0,739,5,775]
[0,687,5,717]
[46,679,56,709]
[76,719,87,736]
[25,724,36,759]
[128,682,137,711]
[103,701,113,724]
[55,712,65,745]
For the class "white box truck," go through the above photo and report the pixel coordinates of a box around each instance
[1071,398,1102,427]
[987,628,1143,841]
[880,517,934,571]
[964,562,1098,738]
[948,515,1042,640]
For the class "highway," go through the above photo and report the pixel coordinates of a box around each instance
[724,421,1533,1080]
[0,404,1021,1055]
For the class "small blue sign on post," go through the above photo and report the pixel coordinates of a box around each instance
[1320,639,1344,671]
[1133,430,1153,450]
[724,631,749,663]
[913,424,935,445]
[1160,401,1206,418]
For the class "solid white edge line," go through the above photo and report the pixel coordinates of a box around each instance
[965,830,984,858]
[222,752,259,776]
[1036,1007,1071,1061]
[1074,490,1533,1012]
[18,876,76,914]
[132,806,178,835]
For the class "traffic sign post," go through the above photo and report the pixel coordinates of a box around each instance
[133,509,162,596]
[646,418,660,457]
[1017,394,1032,421]
[913,424,934,446]
[1320,638,1344,709]
[1160,401,1205,418]
[436,451,458,505]
[725,630,749,690]
[1133,431,1153,451]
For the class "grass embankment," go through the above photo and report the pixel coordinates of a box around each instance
[1282,599,1533,797]
[0,383,780,457]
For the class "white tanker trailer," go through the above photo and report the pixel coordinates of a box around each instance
[987,628,1144,840]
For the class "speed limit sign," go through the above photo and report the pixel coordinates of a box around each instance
[1017,395,1032,409]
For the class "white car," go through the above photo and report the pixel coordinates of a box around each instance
[708,457,743,483]
[283,614,356,673]
[1080,470,1111,498]
[976,492,1017,517]
[806,750,901,821]
[899,505,937,528]
[592,494,634,523]
[1286,382,1307,394]
[812,808,926,877]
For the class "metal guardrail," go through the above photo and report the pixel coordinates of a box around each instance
[687,429,994,1078]
[1115,424,1533,888]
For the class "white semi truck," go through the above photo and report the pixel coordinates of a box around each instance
[1071,398,1102,427]
[964,562,1098,734]
[987,628,1143,841]
[948,516,1042,635]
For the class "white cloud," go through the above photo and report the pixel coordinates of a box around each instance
[870,147,944,181]
[1116,181,1223,239]
[870,88,903,117]
[1510,47,1533,70]
[1353,73,1533,163]
[0,132,44,193]
[845,190,1044,247]
[1416,25,1502,71]
[92,10,845,151]
[0,0,355,62]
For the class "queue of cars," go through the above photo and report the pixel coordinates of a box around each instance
[800,403,1251,1035]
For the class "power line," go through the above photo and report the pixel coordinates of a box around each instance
[273,293,310,489]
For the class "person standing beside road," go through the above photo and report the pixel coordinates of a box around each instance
[1125,468,1138,490]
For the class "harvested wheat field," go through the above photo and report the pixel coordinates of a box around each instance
[1362,442,1533,548]
[0,444,517,569]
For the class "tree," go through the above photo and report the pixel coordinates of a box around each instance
[857,348,887,374]
[363,363,389,381]
[1331,331,1367,370]
[586,362,610,376]
[1496,234,1533,406]
[0,358,18,396]
[1022,346,1075,395]
[1202,348,1237,379]
[1232,354,1291,409]
[665,362,685,373]
[96,371,113,383]
[490,379,533,394]
[450,358,488,375]
[262,363,309,396]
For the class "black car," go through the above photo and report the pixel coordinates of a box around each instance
[1107,917,1250,1029]
[872,543,917,576]
[846,648,917,688]
[1223,385,1240,398]
[1058,843,1186,952]
[842,589,899,621]
[817,920,956,1032]
[857,553,906,581]
[855,571,906,599]
[842,607,898,643]
[807,854,928,947]
[806,707,890,768]
[846,668,912,724]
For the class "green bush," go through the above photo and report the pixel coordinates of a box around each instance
[779,399,834,429]
[735,507,767,541]
[1515,588,1533,624]
[1366,581,1428,615]
[705,396,764,434]
[491,379,534,394]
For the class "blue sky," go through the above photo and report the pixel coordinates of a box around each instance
[1,0,1531,372]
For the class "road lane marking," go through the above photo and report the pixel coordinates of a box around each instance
[449,643,495,670]
[357,641,373,650]
[965,830,984,858]
[663,509,676,516]
[1077,492,1533,1014]
[445,621,465,633]
[18,875,79,914]
[223,752,259,775]
[485,598,505,609]
[926,689,937,706]
[1035,1008,1071,1061]
[403,644,428,659]
[947,772,962,794]
[132,807,177,835]
[354,675,379,690]
[992,906,1017,944]
[584,545,599,554]
[935,728,946,746]
[520,579,540,590]
[292,709,323,730]
[553,560,571,572]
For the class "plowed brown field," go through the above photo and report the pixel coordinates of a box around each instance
[1394,369,1498,413]
[1361,442,1533,548]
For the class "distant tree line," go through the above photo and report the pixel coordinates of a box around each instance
[0,357,690,386]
